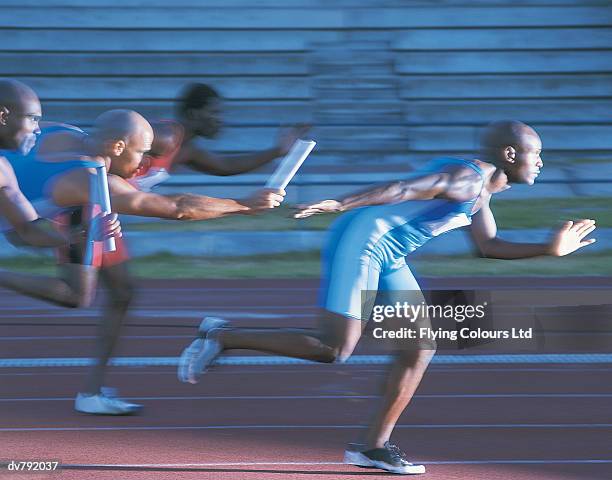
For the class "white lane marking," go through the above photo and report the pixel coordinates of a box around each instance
[0,309,315,320]
[2,393,612,402]
[2,354,612,369]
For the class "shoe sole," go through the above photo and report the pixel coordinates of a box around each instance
[344,451,426,475]
[178,317,227,384]
[74,404,142,416]
[75,408,141,416]
[177,338,205,384]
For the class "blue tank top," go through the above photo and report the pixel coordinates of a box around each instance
[4,125,99,202]
[329,158,486,266]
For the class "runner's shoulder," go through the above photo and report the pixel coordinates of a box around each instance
[428,159,484,201]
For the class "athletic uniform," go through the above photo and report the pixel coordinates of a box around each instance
[320,158,485,321]
[4,124,125,267]
[130,120,184,191]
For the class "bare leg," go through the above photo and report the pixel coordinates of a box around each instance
[83,261,134,394]
[362,348,435,448]
[218,310,433,449]
[0,264,97,308]
[218,310,364,363]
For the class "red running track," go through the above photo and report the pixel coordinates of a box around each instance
[1,278,611,479]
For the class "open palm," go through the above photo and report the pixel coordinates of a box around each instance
[293,199,342,219]
[549,219,596,256]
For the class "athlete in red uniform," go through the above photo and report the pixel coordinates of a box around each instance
[130,83,309,192]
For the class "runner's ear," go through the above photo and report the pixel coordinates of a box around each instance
[0,106,9,125]
[108,139,125,156]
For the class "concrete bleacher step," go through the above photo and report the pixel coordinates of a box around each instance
[36,98,595,129]
[12,72,612,102]
[0,53,309,76]
[2,5,611,28]
[399,74,612,99]
[391,27,612,50]
[19,77,310,101]
[9,0,612,7]
[2,0,611,177]
[42,100,314,127]
[315,106,404,125]
[402,99,612,126]
[396,51,612,75]
[6,51,612,77]
[6,30,341,52]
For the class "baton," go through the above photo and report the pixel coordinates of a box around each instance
[265,139,316,190]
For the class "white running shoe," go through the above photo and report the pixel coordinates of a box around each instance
[344,442,426,475]
[178,317,227,384]
[74,388,142,415]
[197,317,228,337]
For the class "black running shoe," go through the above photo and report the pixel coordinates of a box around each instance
[344,441,425,475]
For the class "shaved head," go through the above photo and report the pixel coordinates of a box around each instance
[480,120,543,185]
[93,109,153,144]
[93,110,154,178]
[481,120,539,154]
[0,79,39,109]
[0,79,42,153]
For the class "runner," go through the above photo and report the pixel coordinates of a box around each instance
[5,109,285,415]
[131,82,309,192]
[0,79,118,250]
[178,121,596,475]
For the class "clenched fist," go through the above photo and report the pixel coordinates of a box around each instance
[244,189,286,213]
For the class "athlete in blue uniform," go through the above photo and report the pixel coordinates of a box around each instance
[178,121,596,475]
[0,80,108,249]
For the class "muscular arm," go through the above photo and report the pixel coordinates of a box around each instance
[107,175,252,220]
[470,199,550,259]
[295,167,481,218]
[52,168,280,221]
[176,138,280,176]
[337,173,452,211]
[0,157,68,247]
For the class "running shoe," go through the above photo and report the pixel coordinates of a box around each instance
[74,387,142,415]
[344,441,425,475]
[177,317,227,384]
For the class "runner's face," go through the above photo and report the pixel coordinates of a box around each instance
[191,98,222,138]
[115,130,153,178]
[505,134,543,185]
[1,96,42,154]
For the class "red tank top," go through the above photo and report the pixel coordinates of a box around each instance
[130,120,185,191]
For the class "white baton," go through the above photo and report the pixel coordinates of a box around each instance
[266,139,316,190]
[95,164,116,252]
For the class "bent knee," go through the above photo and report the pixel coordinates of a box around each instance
[315,343,357,364]
[58,288,92,309]
[396,346,436,366]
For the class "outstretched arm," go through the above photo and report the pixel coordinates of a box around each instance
[470,199,596,259]
[294,172,454,218]
[177,124,310,176]
[107,174,284,220]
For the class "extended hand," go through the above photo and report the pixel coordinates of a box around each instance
[294,199,343,219]
[276,124,311,156]
[548,219,596,256]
